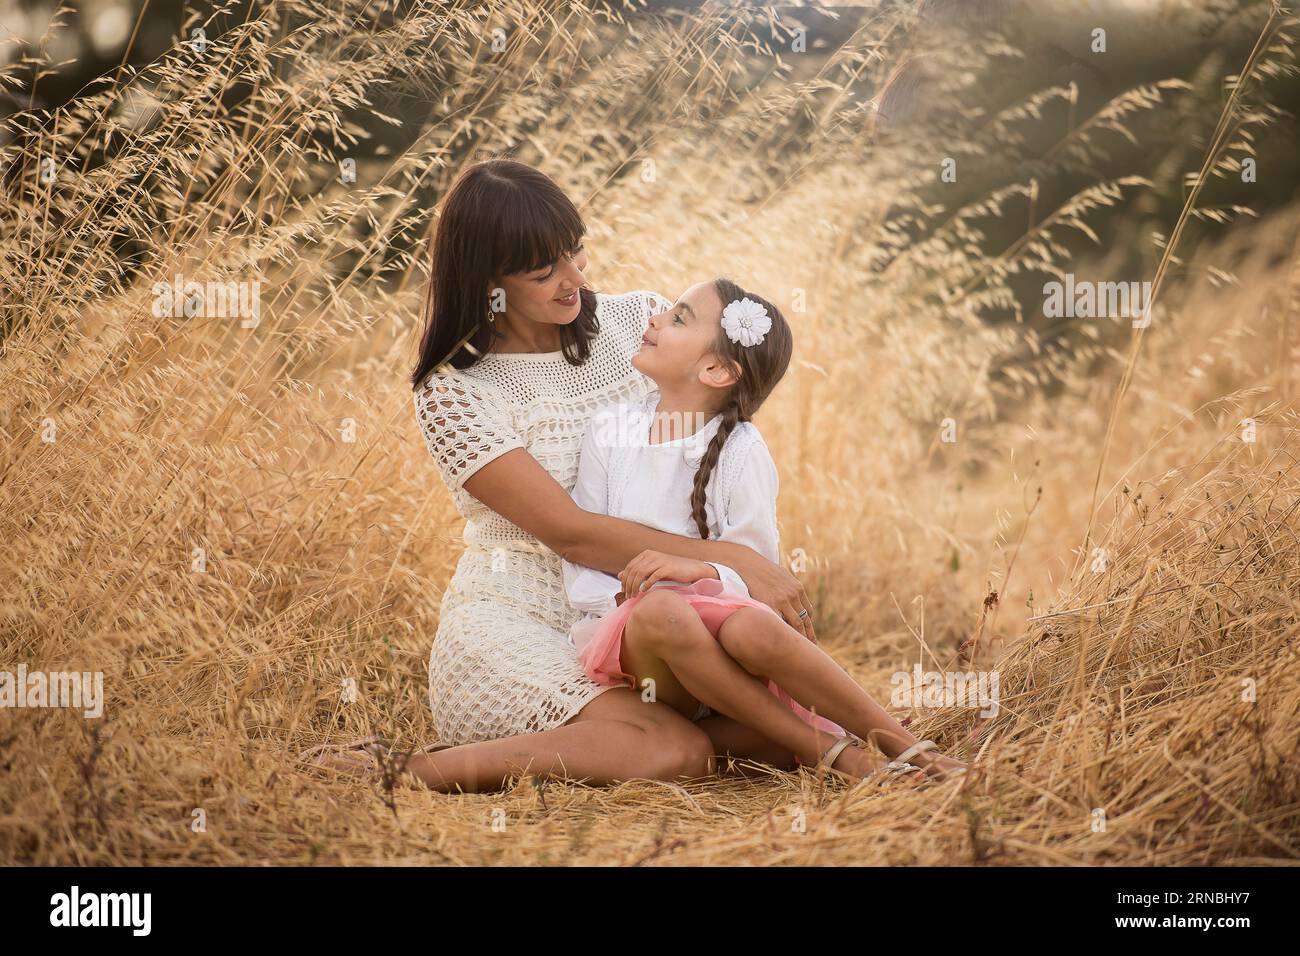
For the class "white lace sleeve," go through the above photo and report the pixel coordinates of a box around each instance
[606,289,673,341]
[413,372,526,490]
[642,289,673,325]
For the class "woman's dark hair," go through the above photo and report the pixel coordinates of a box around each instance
[689,278,794,539]
[411,159,600,386]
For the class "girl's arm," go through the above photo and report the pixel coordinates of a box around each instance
[462,448,814,638]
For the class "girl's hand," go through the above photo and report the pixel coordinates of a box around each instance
[619,550,717,597]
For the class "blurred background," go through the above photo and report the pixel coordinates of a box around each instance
[4,0,1297,349]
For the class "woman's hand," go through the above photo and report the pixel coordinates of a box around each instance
[455,449,817,639]
[725,550,818,643]
[619,550,717,598]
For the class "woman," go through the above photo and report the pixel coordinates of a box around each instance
[308,159,871,791]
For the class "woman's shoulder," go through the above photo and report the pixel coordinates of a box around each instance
[596,288,673,310]
[412,364,506,411]
[596,289,672,331]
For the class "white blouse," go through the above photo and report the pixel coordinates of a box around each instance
[561,388,782,645]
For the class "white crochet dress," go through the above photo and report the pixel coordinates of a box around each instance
[413,289,671,745]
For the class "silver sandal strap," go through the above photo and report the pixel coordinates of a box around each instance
[893,739,937,766]
[818,735,856,770]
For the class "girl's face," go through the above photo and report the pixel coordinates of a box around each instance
[492,242,589,327]
[633,281,735,390]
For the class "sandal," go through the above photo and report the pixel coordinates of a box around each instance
[814,734,968,787]
[880,738,934,774]
[815,734,859,777]
[812,733,921,782]
[884,739,969,783]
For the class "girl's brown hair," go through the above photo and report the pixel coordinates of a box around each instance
[689,278,794,539]
[411,159,600,386]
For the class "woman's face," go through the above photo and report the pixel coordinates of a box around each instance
[492,242,589,327]
[633,281,730,387]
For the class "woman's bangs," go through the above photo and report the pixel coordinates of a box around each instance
[495,191,585,276]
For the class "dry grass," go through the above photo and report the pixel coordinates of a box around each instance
[1,0,1298,865]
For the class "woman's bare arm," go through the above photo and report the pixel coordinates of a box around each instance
[461,448,816,639]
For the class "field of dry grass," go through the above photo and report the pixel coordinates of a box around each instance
[2,0,1298,865]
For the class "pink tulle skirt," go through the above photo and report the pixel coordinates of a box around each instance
[572,577,846,737]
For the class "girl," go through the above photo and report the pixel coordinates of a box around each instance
[558,278,968,781]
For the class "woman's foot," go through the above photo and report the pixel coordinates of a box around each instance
[299,738,453,785]
[298,737,391,780]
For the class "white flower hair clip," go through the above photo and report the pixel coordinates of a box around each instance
[721,297,772,347]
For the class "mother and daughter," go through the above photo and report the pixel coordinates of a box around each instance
[303,159,967,790]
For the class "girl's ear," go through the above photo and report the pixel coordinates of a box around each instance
[699,356,741,390]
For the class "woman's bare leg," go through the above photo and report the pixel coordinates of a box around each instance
[617,590,879,777]
[314,688,716,793]
[717,607,967,777]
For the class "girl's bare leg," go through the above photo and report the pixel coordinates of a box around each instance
[310,687,717,793]
[695,714,798,774]
[717,607,967,777]
[617,589,880,777]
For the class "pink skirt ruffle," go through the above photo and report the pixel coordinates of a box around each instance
[572,578,845,737]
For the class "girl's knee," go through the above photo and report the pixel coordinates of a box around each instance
[719,608,794,665]
[626,590,706,651]
[628,588,693,627]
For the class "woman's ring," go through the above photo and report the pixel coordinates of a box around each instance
[798,608,810,621]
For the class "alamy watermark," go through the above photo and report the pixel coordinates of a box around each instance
[1043,274,1153,327]
[890,664,999,718]
[590,406,715,449]
[0,665,104,718]
[50,886,150,936]
[151,273,262,328]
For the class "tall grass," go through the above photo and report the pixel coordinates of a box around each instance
[1,0,1297,864]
